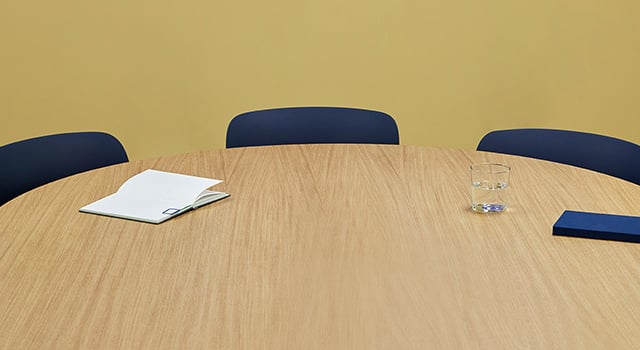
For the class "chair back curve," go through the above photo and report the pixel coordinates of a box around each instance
[0,131,129,206]
[226,106,399,148]
[477,128,640,185]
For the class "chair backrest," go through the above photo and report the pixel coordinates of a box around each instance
[0,131,129,206]
[476,128,640,185]
[226,106,400,148]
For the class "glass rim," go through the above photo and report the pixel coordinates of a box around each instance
[470,163,511,172]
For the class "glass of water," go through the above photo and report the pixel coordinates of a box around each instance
[470,163,510,213]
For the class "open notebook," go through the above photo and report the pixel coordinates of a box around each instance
[80,169,230,224]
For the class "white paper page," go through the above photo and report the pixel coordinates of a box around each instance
[80,169,223,223]
[81,193,184,223]
[117,169,221,204]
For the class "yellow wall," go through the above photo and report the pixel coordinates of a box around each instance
[2,0,639,160]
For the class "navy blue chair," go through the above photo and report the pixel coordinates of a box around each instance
[0,131,129,206]
[477,128,640,185]
[226,106,399,148]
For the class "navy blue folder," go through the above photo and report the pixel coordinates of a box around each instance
[553,210,640,243]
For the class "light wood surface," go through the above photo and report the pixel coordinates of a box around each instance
[2,144,640,349]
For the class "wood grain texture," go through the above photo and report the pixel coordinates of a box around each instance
[2,144,640,349]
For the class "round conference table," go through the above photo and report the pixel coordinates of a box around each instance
[2,144,640,349]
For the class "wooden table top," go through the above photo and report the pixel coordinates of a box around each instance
[2,144,640,349]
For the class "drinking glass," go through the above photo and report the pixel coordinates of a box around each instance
[470,163,510,213]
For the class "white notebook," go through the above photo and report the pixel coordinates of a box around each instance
[80,169,230,224]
